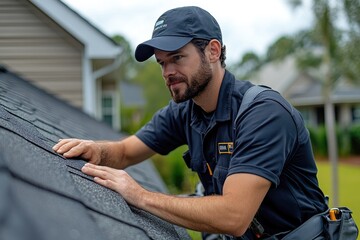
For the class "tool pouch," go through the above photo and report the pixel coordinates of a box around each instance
[324,207,358,240]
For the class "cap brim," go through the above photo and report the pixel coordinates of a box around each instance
[135,36,193,62]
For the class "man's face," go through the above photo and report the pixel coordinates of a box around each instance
[155,43,212,103]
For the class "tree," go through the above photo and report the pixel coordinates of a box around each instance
[230,51,262,80]
[112,34,138,82]
[266,35,297,62]
[287,0,360,206]
[340,0,360,83]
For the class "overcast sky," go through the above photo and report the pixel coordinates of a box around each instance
[61,0,313,64]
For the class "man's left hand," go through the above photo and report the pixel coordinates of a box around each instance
[81,163,145,206]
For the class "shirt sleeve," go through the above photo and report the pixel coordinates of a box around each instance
[228,97,298,187]
[135,101,187,155]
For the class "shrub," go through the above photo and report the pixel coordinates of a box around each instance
[337,126,351,157]
[308,125,328,157]
[152,146,199,194]
[349,124,360,154]
[308,124,359,157]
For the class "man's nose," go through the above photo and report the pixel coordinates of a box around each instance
[162,63,176,79]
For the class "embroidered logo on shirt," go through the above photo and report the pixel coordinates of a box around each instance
[218,142,233,154]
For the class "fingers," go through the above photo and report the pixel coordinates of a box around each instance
[82,163,145,207]
[52,138,95,160]
[81,163,119,179]
[92,177,113,188]
[82,163,123,190]
[82,163,107,178]
[53,138,80,154]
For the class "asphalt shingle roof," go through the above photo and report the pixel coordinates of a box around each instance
[0,65,190,240]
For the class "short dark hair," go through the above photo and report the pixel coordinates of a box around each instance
[191,39,226,68]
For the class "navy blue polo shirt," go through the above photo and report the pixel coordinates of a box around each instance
[136,70,327,237]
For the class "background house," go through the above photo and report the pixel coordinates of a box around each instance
[250,57,360,128]
[0,0,124,129]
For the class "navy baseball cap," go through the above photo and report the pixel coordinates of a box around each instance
[135,6,222,62]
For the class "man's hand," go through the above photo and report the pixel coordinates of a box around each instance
[81,163,145,206]
[52,139,102,165]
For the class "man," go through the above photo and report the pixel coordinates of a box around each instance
[53,6,327,239]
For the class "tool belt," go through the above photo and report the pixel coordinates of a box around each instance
[217,207,358,240]
[260,207,358,240]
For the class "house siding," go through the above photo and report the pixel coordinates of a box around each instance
[0,0,84,107]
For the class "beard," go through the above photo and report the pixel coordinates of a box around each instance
[168,56,213,103]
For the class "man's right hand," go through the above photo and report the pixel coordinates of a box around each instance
[52,139,103,165]
[52,136,156,169]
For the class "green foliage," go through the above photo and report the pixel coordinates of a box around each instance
[230,51,262,80]
[343,0,360,29]
[151,146,200,194]
[308,125,360,157]
[337,126,351,157]
[119,59,170,134]
[339,34,360,84]
[112,34,132,57]
[120,106,143,135]
[112,34,139,82]
[132,60,171,115]
[349,124,360,154]
[266,35,297,62]
[308,125,328,157]
[295,50,322,70]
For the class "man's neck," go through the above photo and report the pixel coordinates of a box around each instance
[193,68,225,113]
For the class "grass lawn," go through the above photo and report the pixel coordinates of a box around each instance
[316,160,360,227]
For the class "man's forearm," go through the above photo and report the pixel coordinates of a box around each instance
[137,173,270,236]
[97,141,126,168]
[139,191,249,236]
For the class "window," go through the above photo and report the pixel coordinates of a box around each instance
[352,105,360,123]
[101,95,114,126]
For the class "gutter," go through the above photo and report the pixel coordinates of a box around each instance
[83,51,123,117]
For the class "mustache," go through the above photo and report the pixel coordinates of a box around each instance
[166,76,186,87]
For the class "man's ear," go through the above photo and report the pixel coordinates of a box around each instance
[208,39,222,63]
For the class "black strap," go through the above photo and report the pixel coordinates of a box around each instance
[235,85,271,125]
[282,211,325,240]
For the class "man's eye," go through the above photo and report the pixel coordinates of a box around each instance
[174,55,183,61]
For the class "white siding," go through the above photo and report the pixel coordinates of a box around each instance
[0,0,84,108]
